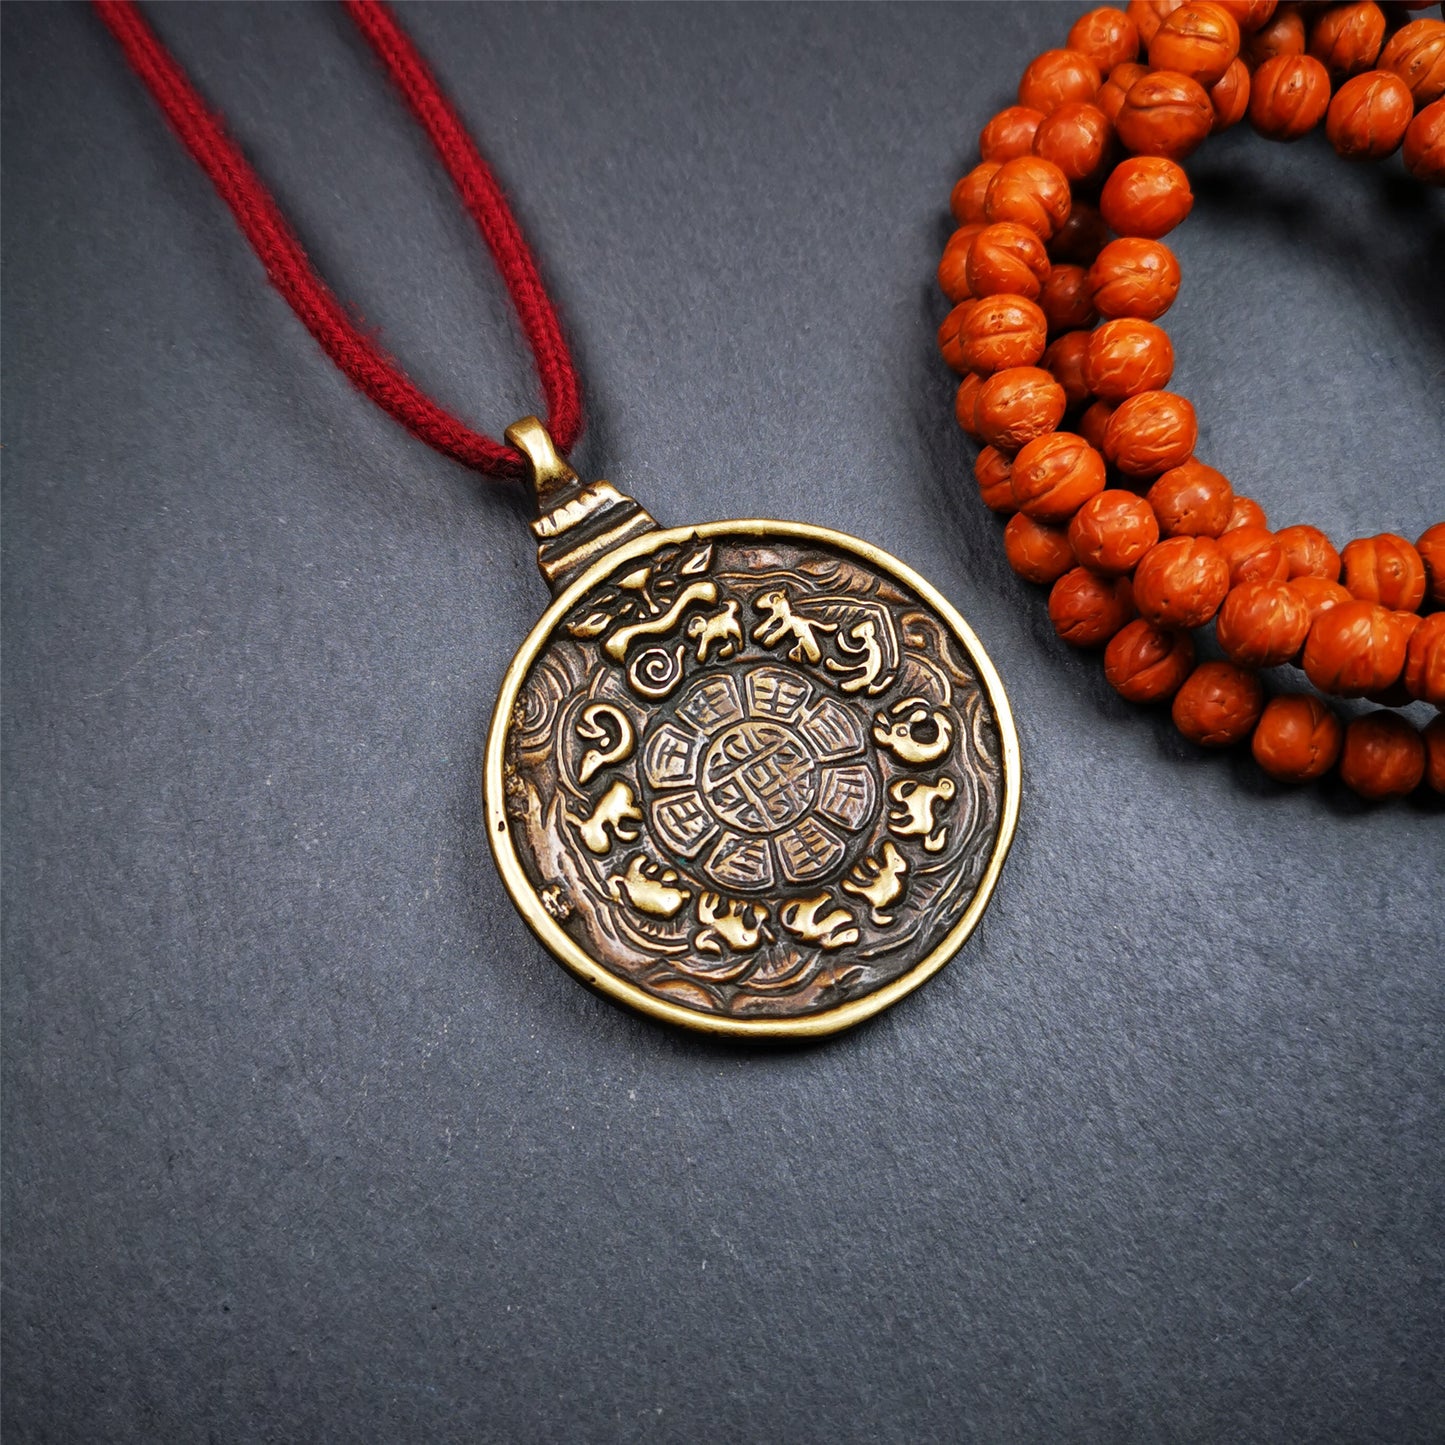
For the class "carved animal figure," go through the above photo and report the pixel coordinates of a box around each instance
[778,893,860,950]
[825,619,886,694]
[841,841,909,925]
[685,600,743,663]
[752,589,836,665]
[606,854,692,918]
[576,702,636,783]
[873,698,955,766]
[566,778,644,855]
[604,580,718,660]
[887,776,956,853]
[695,892,771,954]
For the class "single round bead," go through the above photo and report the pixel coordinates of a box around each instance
[1290,575,1352,629]
[1307,2,1386,78]
[1417,522,1445,605]
[1049,568,1137,646]
[1341,533,1427,612]
[1248,53,1332,140]
[1040,264,1100,334]
[1424,715,1445,794]
[1048,203,1111,265]
[954,373,984,439]
[1069,489,1161,573]
[1242,4,1304,67]
[1068,8,1143,74]
[980,106,1048,163]
[1402,98,1445,184]
[984,157,1074,241]
[938,302,977,374]
[1275,523,1340,580]
[958,293,1049,373]
[1084,317,1176,400]
[1104,618,1195,700]
[1042,331,1094,407]
[1149,2,1242,86]
[1379,19,1445,107]
[976,366,1069,451]
[1080,399,1117,452]
[1011,432,1109,522]
[1128,0,1189,49]
[1209,57,1252,130]
[1223,496,1268,532]
[1019,49,1104,113]
[938,225,983,302]
[1216,580,1310,666]
[1340,712,1426,800]
[973,446,1017,513]
[1033,102,1115,184]
[1147,459,1234,536]
[951,163,1002,225]
[1116,69,1216,158]
[1133,535,1230,626]
[1171,660,1264,746]
[1302,600,1409,696]
[1218,525,1289,586]
[1004,512,1076,584]
[965,222,1052,300]
[1251,694,1342,783]
[1099,155,1194,238]
[1326,69,1413,160]
[1102,389,1198,477]
[1402,611,1445,708]
[1087,237,1182,320]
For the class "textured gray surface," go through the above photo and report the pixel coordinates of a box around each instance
[3,2,1443,1441]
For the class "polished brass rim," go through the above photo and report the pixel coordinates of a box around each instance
[484,519,1021,1038]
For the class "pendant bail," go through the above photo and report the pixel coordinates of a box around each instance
[506,415,580,513]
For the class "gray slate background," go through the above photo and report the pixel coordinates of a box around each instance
[3,3,1443,1440]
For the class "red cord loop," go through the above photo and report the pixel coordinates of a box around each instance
[94,0,583,479]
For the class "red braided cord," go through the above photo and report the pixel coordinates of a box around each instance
[94,0,583,479]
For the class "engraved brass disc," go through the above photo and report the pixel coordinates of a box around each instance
[485,511,1020,1039]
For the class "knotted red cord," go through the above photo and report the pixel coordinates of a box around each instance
[94,0,582,479]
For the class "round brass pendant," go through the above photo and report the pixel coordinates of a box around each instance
[485,517,1019,1038]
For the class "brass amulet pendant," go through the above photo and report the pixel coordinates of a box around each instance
[485,420,1020,1038]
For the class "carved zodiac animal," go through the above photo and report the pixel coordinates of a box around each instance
[752,589,836,665]
[576,702,636,783]
[778,893,860,950]
[887,776,956,853]
[841,841,909,925]
[685,600,743,662]
[606,854,692,918]
[825,619,887,694]
[695,892,772,954]
[566,778,644,855]
[873,698,955,766]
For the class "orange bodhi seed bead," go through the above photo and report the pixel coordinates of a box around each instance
[1088,237,1182,320]
[1069,9,1143,74]
[1251,694,1341,783]
[1147,459,1234,536]
[1034,102,1115,184]
[1133,535,1230,627]
[1018,49,1103,113]
[958,294,1049,373]
[1099,155,1194,238]
[1380,20,1445,107]
[1129,0,1189,49]
[1243,5,1303,67]
[1069,489,1161,573]
[1290,575,1352,629]
[1341,533,1426,612]
[1150,2,1242,86]
[1040,265,1099,334]
[1218,525,1289,586]
[1249,53,1331,139]
[1340,712,1426,800]
[1403,99,1445,185]
[1326,70,1413,160]
[975,366,1068,452]
[1104,618,1195,701]
[1275,523,1340,580]
[973,446,1016,513]
[1215,580,1310,666]
[1004,512,1076,585]
[1049,203,1110,265]
[1209,58,1251,130]
[966,222,1052,300]
[938,225,983,302]
[1084,317,1176,400]
[1011,432,1108,522]
[1403,612,1445,707]
[1048,568,1136,646]
[980,106,1047,163]
[1424,716,1445,794]
[951,163,1002,225]
[1308,2,1386,79]
[1115,70,1216,158]
[1042,331,1094,408]
[1171,660,1264,746]
[984,157,1073,241]
[1302,600,1409,696]
[1223,495,1267,532]
[954,373,984,439]
[1417,522,1445,604]
[1102,389,1198,477]
[938,302,976,374]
